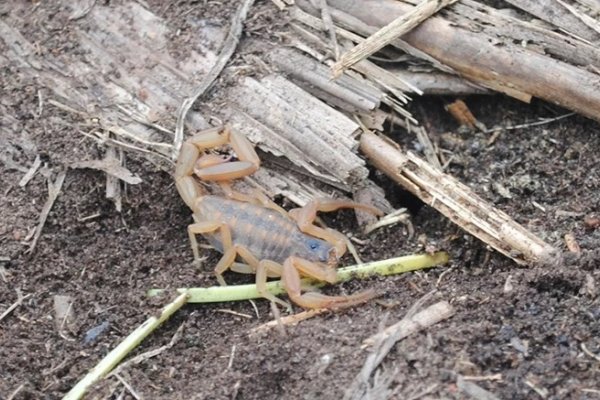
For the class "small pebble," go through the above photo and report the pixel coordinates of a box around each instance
[84,321,110,345]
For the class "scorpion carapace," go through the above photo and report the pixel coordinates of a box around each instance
[175,125,383,309]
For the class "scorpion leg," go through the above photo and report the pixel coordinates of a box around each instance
[187,221,222,265]
[247,189,288,216]
[289,199,383,257]
[234,247,290,308]
[187,220,235,286]
[231,262,280,278]
[220,183,288,217]
[281,256,376,309]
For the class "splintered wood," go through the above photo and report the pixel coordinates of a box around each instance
[1,0,388,208]
[360,132,558,266]
[331,0,458,78]
[225,73,369,189]
[324,0,600,122]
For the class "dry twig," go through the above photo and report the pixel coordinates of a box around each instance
[345,300,455,400]
[0,290,31,323]
[484,112,575,134]
[315,0,340,60]
[173,0,255,160]
[360,132,558,266]
[114,373,141,400]
[250,308,328,334]
[7,383,26,400]
[331,0,458,77]
[18,155,42,187]
[107,322,186,379]
[27,170,67,255]
[71,157,141,185]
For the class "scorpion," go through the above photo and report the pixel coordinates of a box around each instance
[175,125,382,309]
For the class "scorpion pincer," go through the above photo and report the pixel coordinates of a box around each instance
[174,125,383,309]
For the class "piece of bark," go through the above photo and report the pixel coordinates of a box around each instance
[296,0,458,75]
[287,11,419,107]
[360,132,558,266]
[291,6,427,94]
[268,46,383,113]
[225,74,369,189]
[388,69,491,95]
[1,1,378,208]
[503,0,600,42]
[448,0,600,68]
[556,0,600,36]
[0,2,215,161]
[331,0,458,77]
[323,0,600,122]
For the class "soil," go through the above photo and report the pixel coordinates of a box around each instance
[1,1,599,399]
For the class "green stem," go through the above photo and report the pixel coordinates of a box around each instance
[62,292,189,400]
[147,252,449,303]
[65,252,448,400]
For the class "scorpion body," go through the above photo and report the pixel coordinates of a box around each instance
[175,125,381,309]
[197,195,333,265]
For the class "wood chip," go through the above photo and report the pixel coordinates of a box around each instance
[445,99,479,129]
[564,233,581,254]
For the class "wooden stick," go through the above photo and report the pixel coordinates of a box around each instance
[269,46,383,113]
[346,300,455,399]
[362,301,454,347]
[291,7,422,96]
[360,132,559,266]
[325,0,600,122]
[388,69,491,95]
[250,309,328,334]
[172,0,254,160]
[331,0,458,78]
[315,0,340,60]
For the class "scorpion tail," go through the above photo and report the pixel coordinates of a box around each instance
[287,289,378,310]
[282,256,378,310]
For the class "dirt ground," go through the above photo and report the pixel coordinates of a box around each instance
[1,1,600,399]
